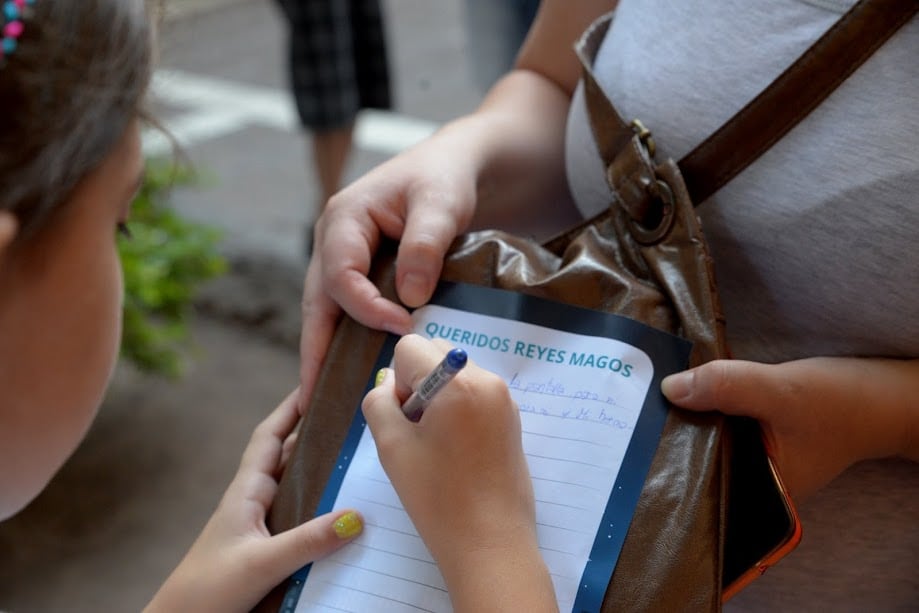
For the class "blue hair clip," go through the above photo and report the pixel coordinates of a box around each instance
[1,0,36,60]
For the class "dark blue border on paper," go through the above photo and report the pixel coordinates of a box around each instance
[280,281,690,613]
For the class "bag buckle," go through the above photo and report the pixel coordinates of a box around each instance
[608,120,674,245]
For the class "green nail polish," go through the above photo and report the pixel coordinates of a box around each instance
[333,511,363,539]
[374,368,386,388]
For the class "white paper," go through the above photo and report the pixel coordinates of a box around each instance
[295,304,654,613]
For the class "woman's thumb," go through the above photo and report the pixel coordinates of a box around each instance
[661,359,769,420]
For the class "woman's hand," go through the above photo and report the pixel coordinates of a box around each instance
[145,389,362,613]
[362,335,557,612]
[298,120,486,415]
[296,0,615,420]
[298,66,582,416]
[662,357,919,500]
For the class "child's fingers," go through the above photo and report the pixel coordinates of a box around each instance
[249,509,363,588]
[361,368,409,455]
[277,430,300,477]
[260,387,303,438]
[238,388,302,476]
[391,334,453,400]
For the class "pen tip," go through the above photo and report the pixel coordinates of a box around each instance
[446,348,468,370]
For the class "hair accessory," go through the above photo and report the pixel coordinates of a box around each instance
[1,0,35,62]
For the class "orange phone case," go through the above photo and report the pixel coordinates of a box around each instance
[722,448,803,602]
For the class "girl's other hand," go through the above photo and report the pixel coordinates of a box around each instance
[145,389,362,613]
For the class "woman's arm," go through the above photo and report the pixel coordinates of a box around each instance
[467,0,616,234]
[298,0,617,414]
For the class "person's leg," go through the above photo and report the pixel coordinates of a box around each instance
[300,0,391,256]
[287,0,354,256]
[321,0,389,209]
[312,125,355,208]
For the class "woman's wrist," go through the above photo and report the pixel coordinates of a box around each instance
[857,358,919,463]
[900,373,919,463]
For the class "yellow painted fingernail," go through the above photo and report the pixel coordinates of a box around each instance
[333,511,363,539]
[374,368,387,388]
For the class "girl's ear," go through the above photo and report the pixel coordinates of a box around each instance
[0,211,20,266]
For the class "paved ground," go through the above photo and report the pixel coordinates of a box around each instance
[0,1,489,611]
[150,0,482,263]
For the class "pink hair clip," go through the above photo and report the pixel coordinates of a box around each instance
[1,0,36,62]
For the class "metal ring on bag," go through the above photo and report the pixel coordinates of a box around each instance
[628,179,676,245]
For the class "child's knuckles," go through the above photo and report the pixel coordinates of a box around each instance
[429,338,454,353]
[361,385,386,411]
[467,369,514,412]
[295,523,337,561]
[371,426,404,463]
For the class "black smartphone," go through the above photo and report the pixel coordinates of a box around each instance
[722,416,802,600]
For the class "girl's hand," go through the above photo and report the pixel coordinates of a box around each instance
[662,357,919,500]
[145,389,362,613]
[362,335,556,612]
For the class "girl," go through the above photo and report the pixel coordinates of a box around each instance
[0,2,362,610]
[0,3,542,611]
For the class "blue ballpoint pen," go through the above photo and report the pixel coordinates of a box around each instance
[401,348,468,421]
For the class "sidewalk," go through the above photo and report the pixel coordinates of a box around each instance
[160,0,248,22]
[150,0,481,264]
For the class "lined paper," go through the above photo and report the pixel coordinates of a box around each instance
[293,304,656,613]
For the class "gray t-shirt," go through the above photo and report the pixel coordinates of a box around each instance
[564,0,919,609]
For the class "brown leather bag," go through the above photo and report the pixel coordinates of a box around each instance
[259,2,914,611]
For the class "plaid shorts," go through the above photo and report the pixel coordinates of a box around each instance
[275,0,392,131]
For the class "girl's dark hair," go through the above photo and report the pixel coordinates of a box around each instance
[0,0,152,236]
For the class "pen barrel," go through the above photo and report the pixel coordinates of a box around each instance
[415,367,457,399]
[400,371,452,421]
[401,398,426,422]
[399,349,467,421]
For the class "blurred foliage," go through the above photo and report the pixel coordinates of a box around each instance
[117,159,226,377]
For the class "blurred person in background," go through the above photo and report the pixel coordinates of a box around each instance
[273,0,392,256]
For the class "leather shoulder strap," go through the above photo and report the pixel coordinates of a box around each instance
[577,0,918,205]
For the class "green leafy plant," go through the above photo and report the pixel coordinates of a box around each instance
[117,159,226,377]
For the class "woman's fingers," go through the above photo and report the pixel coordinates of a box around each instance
[319,209,413,335]
[395,188,472,307]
